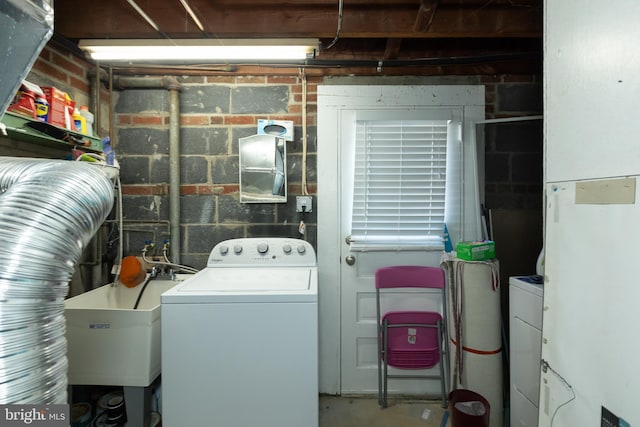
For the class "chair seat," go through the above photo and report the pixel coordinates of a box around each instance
[383,310,442,325]
[382,311,442,369]
[387,348,440,369]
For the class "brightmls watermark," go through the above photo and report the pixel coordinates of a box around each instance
[0,405,68,426]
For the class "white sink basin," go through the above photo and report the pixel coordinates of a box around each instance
[65,275,192,387]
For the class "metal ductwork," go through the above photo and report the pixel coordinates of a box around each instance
[0,157,114,403]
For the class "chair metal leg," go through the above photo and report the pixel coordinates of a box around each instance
[377,327,383,406]
[383,320,389,408]
[438,321,446,408]
[442,324,450,403]
[377,291,383,407]
[383,356,389,408]
[442,314,451,395]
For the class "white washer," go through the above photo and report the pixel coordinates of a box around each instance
[161,237,318,427]
[509,275,544,427]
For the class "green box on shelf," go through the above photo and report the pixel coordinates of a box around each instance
[456,241,496,261]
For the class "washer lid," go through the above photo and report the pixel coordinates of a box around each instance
[177,268,313,292]
[162,267,318,304]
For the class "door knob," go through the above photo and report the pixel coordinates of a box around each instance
[345,255,356,265]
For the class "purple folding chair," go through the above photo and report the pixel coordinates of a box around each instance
[375,265,448,408]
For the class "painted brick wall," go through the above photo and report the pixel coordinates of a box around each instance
[22,42,543,270]
[25,43,110,137]
[114,76,319,268]
[483,75,543,210]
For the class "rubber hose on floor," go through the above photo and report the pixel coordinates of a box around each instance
[440,411,449,427]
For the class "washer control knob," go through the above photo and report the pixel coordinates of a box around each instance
[297,245,306,254]
[233,244,243,254]
[257,242,269,254]
[282,244,292,254]
[219,245,229,255]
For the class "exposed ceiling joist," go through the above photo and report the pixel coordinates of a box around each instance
[54,1,541,39]
[51,0,543,75]
[414,0,440,32]
[383,39,403,60]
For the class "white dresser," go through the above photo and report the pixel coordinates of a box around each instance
[509,276,543,427]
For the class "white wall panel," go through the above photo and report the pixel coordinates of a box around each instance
[541,182,640,426]
[543,2,640,424]
[545,0,640,182]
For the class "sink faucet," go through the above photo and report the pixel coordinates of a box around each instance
[150,265,160,278]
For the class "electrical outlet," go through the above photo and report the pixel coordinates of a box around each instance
[296,196,313,213]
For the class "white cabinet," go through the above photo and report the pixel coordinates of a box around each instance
[509,276,543,427]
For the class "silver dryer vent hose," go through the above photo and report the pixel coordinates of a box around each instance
[0,157,114,404]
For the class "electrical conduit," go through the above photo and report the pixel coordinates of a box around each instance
[0,157,114,403]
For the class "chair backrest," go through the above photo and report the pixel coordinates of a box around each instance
[375,266,445,290]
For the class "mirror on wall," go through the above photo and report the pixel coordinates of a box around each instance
[239,134,287,203]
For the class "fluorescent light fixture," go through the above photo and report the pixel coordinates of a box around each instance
[78,39,319,62]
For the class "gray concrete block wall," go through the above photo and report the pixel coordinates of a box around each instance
[24,43,543,298]
[181,127,229,155]
[497,83,543,113]
[115,89,169,114]
[484,80,543,210]
[181,86,230,113]
[115,78,317,268]
[113,75,539,268]
[231,86,289,113]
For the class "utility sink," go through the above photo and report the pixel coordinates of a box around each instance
[65,275,192,387]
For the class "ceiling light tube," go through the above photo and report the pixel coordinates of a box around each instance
[78,39,319,62]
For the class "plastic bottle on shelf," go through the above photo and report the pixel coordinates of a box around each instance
[64,94,75,130]
[102,137,115,166]
[79,106,94,136]
[34,95,49,122]
[73,108,86,135]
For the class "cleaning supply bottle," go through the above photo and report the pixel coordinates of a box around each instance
[34,95,49,122]
[73,108,87,135]
[64,94,75,131]
[79,106,94,136]
[102,137,115,165]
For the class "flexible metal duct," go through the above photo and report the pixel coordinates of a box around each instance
[0,157,114,403]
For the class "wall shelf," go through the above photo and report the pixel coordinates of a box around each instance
[0,111,102,154]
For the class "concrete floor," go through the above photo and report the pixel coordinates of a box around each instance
[319,395,449,427]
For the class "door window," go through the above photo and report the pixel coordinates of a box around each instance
[350,119,459,251]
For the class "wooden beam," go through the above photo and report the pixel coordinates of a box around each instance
[414,0,440,32]
[383,39,403,60]
[53,1,542,39]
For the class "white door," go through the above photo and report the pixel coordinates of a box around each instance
[317,85,485,395]
[339,108,458,395]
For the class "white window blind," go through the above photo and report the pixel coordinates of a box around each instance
[350,119,448,250]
